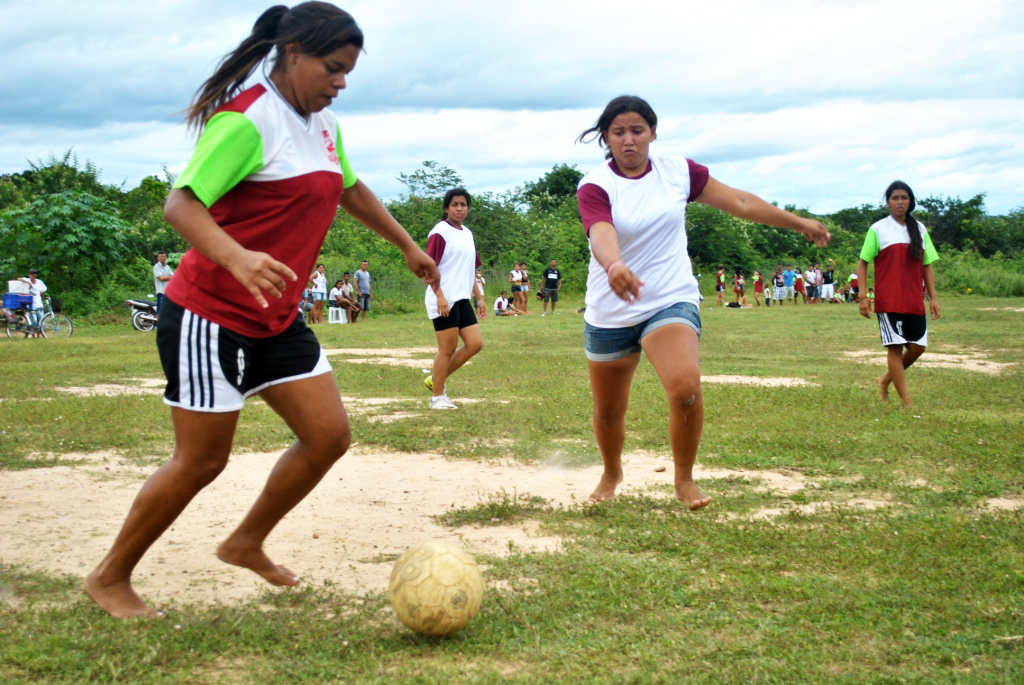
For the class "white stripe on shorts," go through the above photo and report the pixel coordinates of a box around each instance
[175,309,241,412]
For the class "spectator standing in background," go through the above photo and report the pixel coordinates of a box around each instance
[542,258,562,315]
[153,251,174,313]
[715,265,725,307]
[820,258,836,303]
[782,264,796,303]
[354,260,371,321]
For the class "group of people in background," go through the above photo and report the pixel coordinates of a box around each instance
[716,260,873,309]
[302,260,371,323]
[494,258,562,317]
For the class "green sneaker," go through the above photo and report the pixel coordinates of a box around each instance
[424,375,433,391]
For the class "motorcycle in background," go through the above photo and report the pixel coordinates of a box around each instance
[127,297,159,332]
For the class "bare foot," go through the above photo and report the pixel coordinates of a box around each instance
[588,471,623,502]
[216,540,299,586]
[676,480,712,511]
[83,570,157,619]
[875,375,890,401]
[899,397,913,408]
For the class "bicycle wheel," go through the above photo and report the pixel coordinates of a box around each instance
[5,314,31,340]
[131,309,156,332]
[40,312,74,338]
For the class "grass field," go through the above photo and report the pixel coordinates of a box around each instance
[1,296,1022,684]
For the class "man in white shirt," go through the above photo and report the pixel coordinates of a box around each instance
[153,251,174,313]
[18,268,47,337]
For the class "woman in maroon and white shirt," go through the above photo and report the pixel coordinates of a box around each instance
[423,188,486,409]
[576,95,830,509]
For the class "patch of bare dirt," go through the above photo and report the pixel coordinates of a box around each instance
[986,497,1024,511]
[842,350,1015,374]
[702,375,819,387]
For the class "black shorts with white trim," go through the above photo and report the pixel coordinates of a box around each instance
[157,298,330,412]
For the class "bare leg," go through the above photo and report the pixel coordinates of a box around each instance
[431,324,483,397]
[876,343,926,407]
[85,409,240,618]
[216,371,350,581]
[587,353,641,501]
[641,324,712,510]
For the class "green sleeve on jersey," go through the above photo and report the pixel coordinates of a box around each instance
[173,112,264,207]
[859,226,880,262]
[336,122,357,189]
[923,229,939,265]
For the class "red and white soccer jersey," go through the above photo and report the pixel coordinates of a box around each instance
[577,155,708,327]
[860,216,939,316]
[166,81,358,337]
[424,220,482,319]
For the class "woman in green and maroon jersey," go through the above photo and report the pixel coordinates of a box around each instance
[855,181,940,407]
[85,3,438,619]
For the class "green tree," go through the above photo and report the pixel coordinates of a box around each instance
[396,160,465,198]
[523,164,584,212]
[0,191,131,290]
[917,193,986,249]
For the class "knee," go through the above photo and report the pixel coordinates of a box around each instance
[310,421,351,464]
[466,338,483,356]
[177,450,230,488]
[667,380,701,410]
[593,405,626,428]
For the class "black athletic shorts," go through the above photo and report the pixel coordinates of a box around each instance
[157,298,330,413]
[878,312,928,347]
[432,298,478,332]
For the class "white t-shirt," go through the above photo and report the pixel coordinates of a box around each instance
[804,269,816,286]
[153,262,173,295]
[310,272,327,295]
[340,283,354,298]
[494,296,509,312]
[24,278,47,308]
[328,286,344,303]
[424,220,479,319]
[577,155,701,327]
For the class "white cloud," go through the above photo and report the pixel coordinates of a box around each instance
[1,0,1022,213]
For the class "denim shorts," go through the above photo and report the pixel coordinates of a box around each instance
[584,302,701,362]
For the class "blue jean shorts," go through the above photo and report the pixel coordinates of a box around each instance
[584,302,701,362]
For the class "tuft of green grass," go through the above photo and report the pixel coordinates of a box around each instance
[434,489,549,527]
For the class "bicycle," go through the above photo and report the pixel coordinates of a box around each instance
[3,294,74,339]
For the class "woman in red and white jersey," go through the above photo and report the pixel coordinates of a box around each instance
[855,181,940,407]
[423,188,486,409]
[85,3,438,619]
[576,95,829,509]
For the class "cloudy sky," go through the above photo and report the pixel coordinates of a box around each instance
[2,0,1022,213]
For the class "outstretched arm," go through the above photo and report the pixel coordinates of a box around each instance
[339,180,439,287]
[695,178,830,247]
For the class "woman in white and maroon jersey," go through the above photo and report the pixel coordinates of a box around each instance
[855,181,940,407]
[423,188,487,410]
[84,3,438,619]
[576,95,830,509]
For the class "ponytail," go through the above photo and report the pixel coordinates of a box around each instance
[185,6,287,131]
[185,2,364,132]
[884,180,923,261]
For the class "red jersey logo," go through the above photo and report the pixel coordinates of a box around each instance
[322,130,340,165]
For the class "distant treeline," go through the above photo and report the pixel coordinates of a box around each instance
[2,152,1023,318]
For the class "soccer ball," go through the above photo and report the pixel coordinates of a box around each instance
[388,540,484,637]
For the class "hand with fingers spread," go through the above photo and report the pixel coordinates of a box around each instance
[607,261,644,304]
[225,250,298,309]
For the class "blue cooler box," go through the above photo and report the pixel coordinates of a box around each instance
[3,293,33,309]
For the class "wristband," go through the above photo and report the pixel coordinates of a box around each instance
[606,260,624,275]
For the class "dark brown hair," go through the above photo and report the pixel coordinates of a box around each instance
[576,96,658,159]
[185,2,363,131]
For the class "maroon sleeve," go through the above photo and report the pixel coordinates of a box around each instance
[577,183,613,236]
[475,252,482,268]
[687,159,709,203]
[426,232,446,264]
